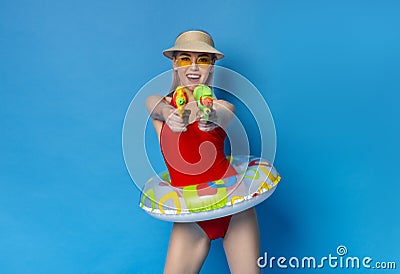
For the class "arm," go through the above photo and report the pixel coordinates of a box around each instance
[214,99,235,127]
[145,94,171,122]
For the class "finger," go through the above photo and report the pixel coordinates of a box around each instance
[205,109,217,122]
[167,112,185,123]
[198,121,217,132]
[208,109,217,119]
[167,119,186,128]
[196,113,206,123]
[182,115,190,127]
[167,116,185,126]
[198,120,216,127]
[171,126,187,132]
[167,122,187,132]
[198,125,213,132]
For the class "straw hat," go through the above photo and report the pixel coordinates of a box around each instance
[163,30,224,60]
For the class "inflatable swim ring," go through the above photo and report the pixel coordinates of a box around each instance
[139,156,280,222]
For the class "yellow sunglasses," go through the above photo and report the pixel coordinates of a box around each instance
[176,55,212,68]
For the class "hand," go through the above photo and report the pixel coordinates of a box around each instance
[197,109,218,132]
[163,105,191,132]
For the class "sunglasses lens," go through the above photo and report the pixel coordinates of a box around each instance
[177,56,212,67]
[177,57,192,67]
[197,57,211,66]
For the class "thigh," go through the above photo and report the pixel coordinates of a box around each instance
[223,208,260,274]
[164,222,210,274]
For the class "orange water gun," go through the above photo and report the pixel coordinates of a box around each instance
[173,86,189,117]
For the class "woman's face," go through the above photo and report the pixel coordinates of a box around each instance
[173,52,214,92]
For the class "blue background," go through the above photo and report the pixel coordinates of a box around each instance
[1,0,399,273]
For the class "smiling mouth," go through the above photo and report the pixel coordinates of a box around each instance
[186,74,200,80]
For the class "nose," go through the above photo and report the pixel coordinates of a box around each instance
[190,60,199,70]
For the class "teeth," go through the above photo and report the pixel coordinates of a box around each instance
[187,74,200,79]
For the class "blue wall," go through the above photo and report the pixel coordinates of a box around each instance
[1,0,399,273]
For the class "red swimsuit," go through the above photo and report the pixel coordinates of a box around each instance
[160,102,237,240]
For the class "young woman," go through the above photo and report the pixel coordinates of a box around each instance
[146,30,260,274]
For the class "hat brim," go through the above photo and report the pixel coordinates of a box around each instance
[163,41,224,60]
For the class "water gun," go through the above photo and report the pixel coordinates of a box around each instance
[193,85,214,121]
[173,86,189,117]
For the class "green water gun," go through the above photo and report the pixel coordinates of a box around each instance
[193,85,214,121]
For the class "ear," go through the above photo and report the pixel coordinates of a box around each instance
[172,57,178,70]
[209,56,216,73]
[209,64,215,74]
